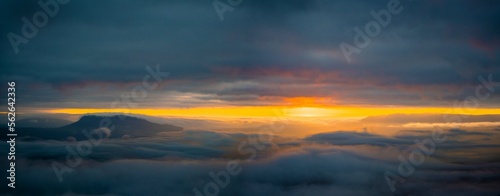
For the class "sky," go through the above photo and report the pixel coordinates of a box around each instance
[1,0,500,126]
[1,1,500,195]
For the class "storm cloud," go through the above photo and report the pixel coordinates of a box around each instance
[1,0,499,108]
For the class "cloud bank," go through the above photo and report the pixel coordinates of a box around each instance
[1,128,499,196]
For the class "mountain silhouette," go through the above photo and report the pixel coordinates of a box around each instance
[2,115,183,141]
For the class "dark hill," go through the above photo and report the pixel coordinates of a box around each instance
[1,115,183,141]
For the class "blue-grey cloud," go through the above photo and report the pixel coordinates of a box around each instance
[1,0,499,108]
[1,128,500,195]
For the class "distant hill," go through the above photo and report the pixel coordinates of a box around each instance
[1,115,183,141]
[16,118,73,128]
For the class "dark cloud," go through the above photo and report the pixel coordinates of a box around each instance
[1,0,499,108]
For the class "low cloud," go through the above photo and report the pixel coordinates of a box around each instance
[1,128,499,195]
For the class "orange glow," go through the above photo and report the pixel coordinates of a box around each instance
[41,106,500,119]
[402,122,500,128]
[42,107,283,119]
[285,107,337,117]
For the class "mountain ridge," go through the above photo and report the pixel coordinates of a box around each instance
[1,115,183,141]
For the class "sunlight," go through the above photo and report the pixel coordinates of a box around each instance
[285,107,336,117]
[42,106,500,119]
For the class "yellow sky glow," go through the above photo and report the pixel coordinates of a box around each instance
[42,106,500,119]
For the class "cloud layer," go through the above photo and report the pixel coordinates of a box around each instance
[1,128,499,195]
